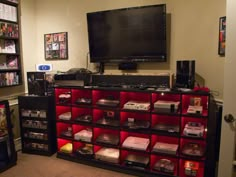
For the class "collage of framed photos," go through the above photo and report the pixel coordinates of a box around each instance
[44,32,68,60]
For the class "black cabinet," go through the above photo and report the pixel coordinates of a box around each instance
[54,86,218,177]
[0,99,17,172]
[18,95,56,156]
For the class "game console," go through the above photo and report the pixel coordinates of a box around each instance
[183,122,204,137]
[181,142,205,157]
[123,101,150,111]
[96,118,120,127]
[74,129,92,142]
[24,131,47,140]
[152,123,179,133]
[96,99,120,107]
[95,147,120,164]
[152,142,178,155]
[60,143,73,154]
[154,100,180,113]
[187,106,203,114]
[21,109,46,118]
[95,133,119,146]
[75,144,94,158]
[184,161,199,176]
[122,136,150,151]
[123,120,150,130]
[153,159,175,174]
[60,127,73,138]
[124,154,149,169]
[58,112,71,120]
[74,114,92,123]
[58,92,71,104]
[22,120,47,129]
[75,98,92,105]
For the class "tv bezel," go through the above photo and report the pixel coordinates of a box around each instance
[87,4,167,63]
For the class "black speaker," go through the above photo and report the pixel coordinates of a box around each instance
[175,60,195,89]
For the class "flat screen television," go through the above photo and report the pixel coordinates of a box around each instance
[87,4,167,63]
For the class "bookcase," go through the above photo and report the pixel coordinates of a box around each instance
[0,0,21,87]
[54,86,218,177]
[18,95,57,156]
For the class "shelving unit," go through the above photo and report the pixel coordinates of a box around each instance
[0,99,17,172]
[0,0,22,87]
[18,95,57,156]
[54,86,217,177]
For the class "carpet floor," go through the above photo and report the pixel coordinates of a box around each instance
[1,152,136,177]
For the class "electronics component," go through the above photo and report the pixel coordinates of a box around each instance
[96,98,120,107]
[187,105,203,114]
[74,114,92,123]
[181,143,205,157]
[123,120,150,130]
[24,131,48,140]
[75,98,92,105]
[21,109,46,118]
[96,118,120,127]
[95,133,119,146]
[124,154,149,169]
[153,159,175,174]
[152,123,179,133]
[21,109,31,117]
[60,143,73,154]
[183,122,204,137]
[22,120,47,129]
[25,142,48,151]
[75,144,93,158]
[58,112,71,121]
[123,101,150,111]
[184,161,199,176]
[122,136,150,151]
[60,127,73,138]
[95,147,120,164]
[74,129,92,142]
[154,100,180,113]
[58,92,71,104]
[152,142,178,155]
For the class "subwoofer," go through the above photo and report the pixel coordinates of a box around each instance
[175,60,195,89]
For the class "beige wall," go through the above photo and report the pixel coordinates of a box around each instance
[20,0,226,99]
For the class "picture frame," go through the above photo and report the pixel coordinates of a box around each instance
[218,16,226,56]
[44,32,68,60]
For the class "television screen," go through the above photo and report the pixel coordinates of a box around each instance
[87,4,167,63]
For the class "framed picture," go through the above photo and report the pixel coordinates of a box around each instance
[218,16,226,56]
[44,32,68,60]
